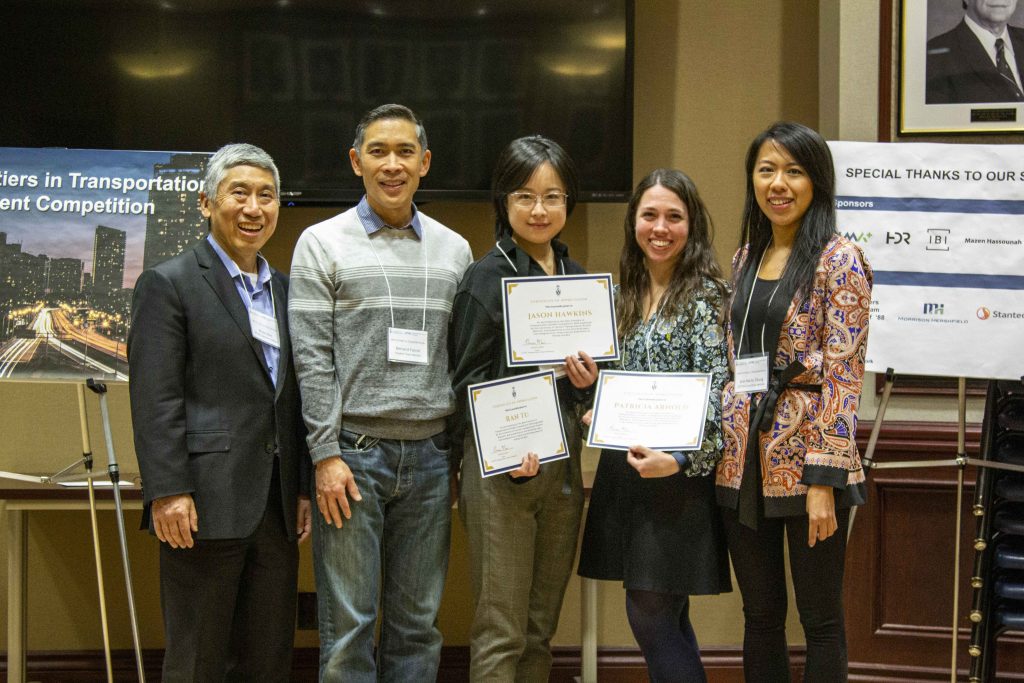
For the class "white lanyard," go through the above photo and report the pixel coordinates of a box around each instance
[495,241,565,275]
[239,269,280,349]
[368,227,429,331]
[499,241,568,375]
[239,270,274,309]
[642,293,669,372]
[735,248,783,358]
[732,248,784,395]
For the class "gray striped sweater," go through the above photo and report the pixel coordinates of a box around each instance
[288,205,472,463]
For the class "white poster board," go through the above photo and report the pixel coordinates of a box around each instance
[831,141,1024,380]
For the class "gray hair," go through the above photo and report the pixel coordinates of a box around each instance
[203,143,280,199]
[352,104,428,157]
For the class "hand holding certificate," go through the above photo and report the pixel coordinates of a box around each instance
[467,370,569,477]
[586,370,712,451]
[502,273,619,366]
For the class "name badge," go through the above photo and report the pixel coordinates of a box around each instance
[734,354,769,394]
[250,309,281,348]
[388,327,429,365]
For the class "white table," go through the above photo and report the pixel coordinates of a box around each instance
[2,480,142,683]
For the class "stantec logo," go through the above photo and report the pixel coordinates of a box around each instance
[922,303,944,315]
[975,307,1024,320]
[843,231,872,243]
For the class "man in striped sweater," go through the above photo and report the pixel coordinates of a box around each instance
[289,104,471,683]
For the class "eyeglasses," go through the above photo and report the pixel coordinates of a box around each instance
[508,192,568,209]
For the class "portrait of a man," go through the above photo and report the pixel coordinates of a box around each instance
[926,0,1024,103]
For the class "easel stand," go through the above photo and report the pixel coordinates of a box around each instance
[75,383,114,683]
[0,379,147,682]
[858,369,1024,683]
[85,379,146,683]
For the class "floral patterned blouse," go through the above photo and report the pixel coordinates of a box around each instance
[716,235,873,516]
[615,277,729,477]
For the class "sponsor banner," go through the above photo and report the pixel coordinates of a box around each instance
[0,147,210,382]
[831,141,1024,380]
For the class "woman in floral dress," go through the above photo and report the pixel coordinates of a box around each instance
[578,168,731,683]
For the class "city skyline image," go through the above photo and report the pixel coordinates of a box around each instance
[0,147,209,381]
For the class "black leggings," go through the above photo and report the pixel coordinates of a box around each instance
[625,590,706,683]
[721,506,851,683]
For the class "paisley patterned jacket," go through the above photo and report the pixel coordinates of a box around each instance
[715,235,873,517]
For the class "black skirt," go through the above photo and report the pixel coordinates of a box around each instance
[578,448,732,596]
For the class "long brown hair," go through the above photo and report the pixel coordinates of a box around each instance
[617,169,727,336]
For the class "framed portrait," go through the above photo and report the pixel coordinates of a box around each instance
[900,0,1024,134]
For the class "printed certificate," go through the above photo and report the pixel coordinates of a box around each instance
[586,371,712,452]
[467,370,569,477]
[502,273,619,366]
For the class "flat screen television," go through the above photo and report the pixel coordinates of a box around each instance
[1,1,634,205]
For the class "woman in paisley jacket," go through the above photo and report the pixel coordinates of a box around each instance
[716,121,872,682]
[578,169,731,683]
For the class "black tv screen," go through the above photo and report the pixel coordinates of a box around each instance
[2,1,634,205]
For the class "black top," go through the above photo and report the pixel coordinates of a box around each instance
[738,277,781,356]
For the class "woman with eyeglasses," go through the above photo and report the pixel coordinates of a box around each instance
[449,135,599,681]
[577,169,732,682]
[716,122,872,681]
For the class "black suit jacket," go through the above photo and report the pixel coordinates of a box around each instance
[926,20,1024,104]
[128,239,308,540]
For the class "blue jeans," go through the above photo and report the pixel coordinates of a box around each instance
[313,430,452,683]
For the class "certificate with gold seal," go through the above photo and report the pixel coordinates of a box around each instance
[502,273,619,366]
[586,371,712,451]
[467,370,569,477]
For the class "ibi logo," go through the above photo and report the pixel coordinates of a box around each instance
[843,231,872,243]
[927,228,950,251]
[922,303,944,315]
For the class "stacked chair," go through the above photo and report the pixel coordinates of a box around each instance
[969,379,1024,682]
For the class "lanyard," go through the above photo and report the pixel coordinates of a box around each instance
[238,269,276,319]
[368,228,429,331]
[495,241,566,275]
[642,293,669,372]
[735,248,783,357]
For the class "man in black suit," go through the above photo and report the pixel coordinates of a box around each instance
[128,143,311,682]
[927,0,1024,103]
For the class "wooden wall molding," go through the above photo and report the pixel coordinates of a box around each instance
[7,646,1022,682]
[0,646,788,682]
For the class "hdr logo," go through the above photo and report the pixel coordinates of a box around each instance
[923,303,944,315]
[977,307,991,320]
[886,231,910,245]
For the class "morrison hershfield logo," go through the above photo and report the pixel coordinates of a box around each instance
[976,306,1024,320]
[897,302,967,324]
